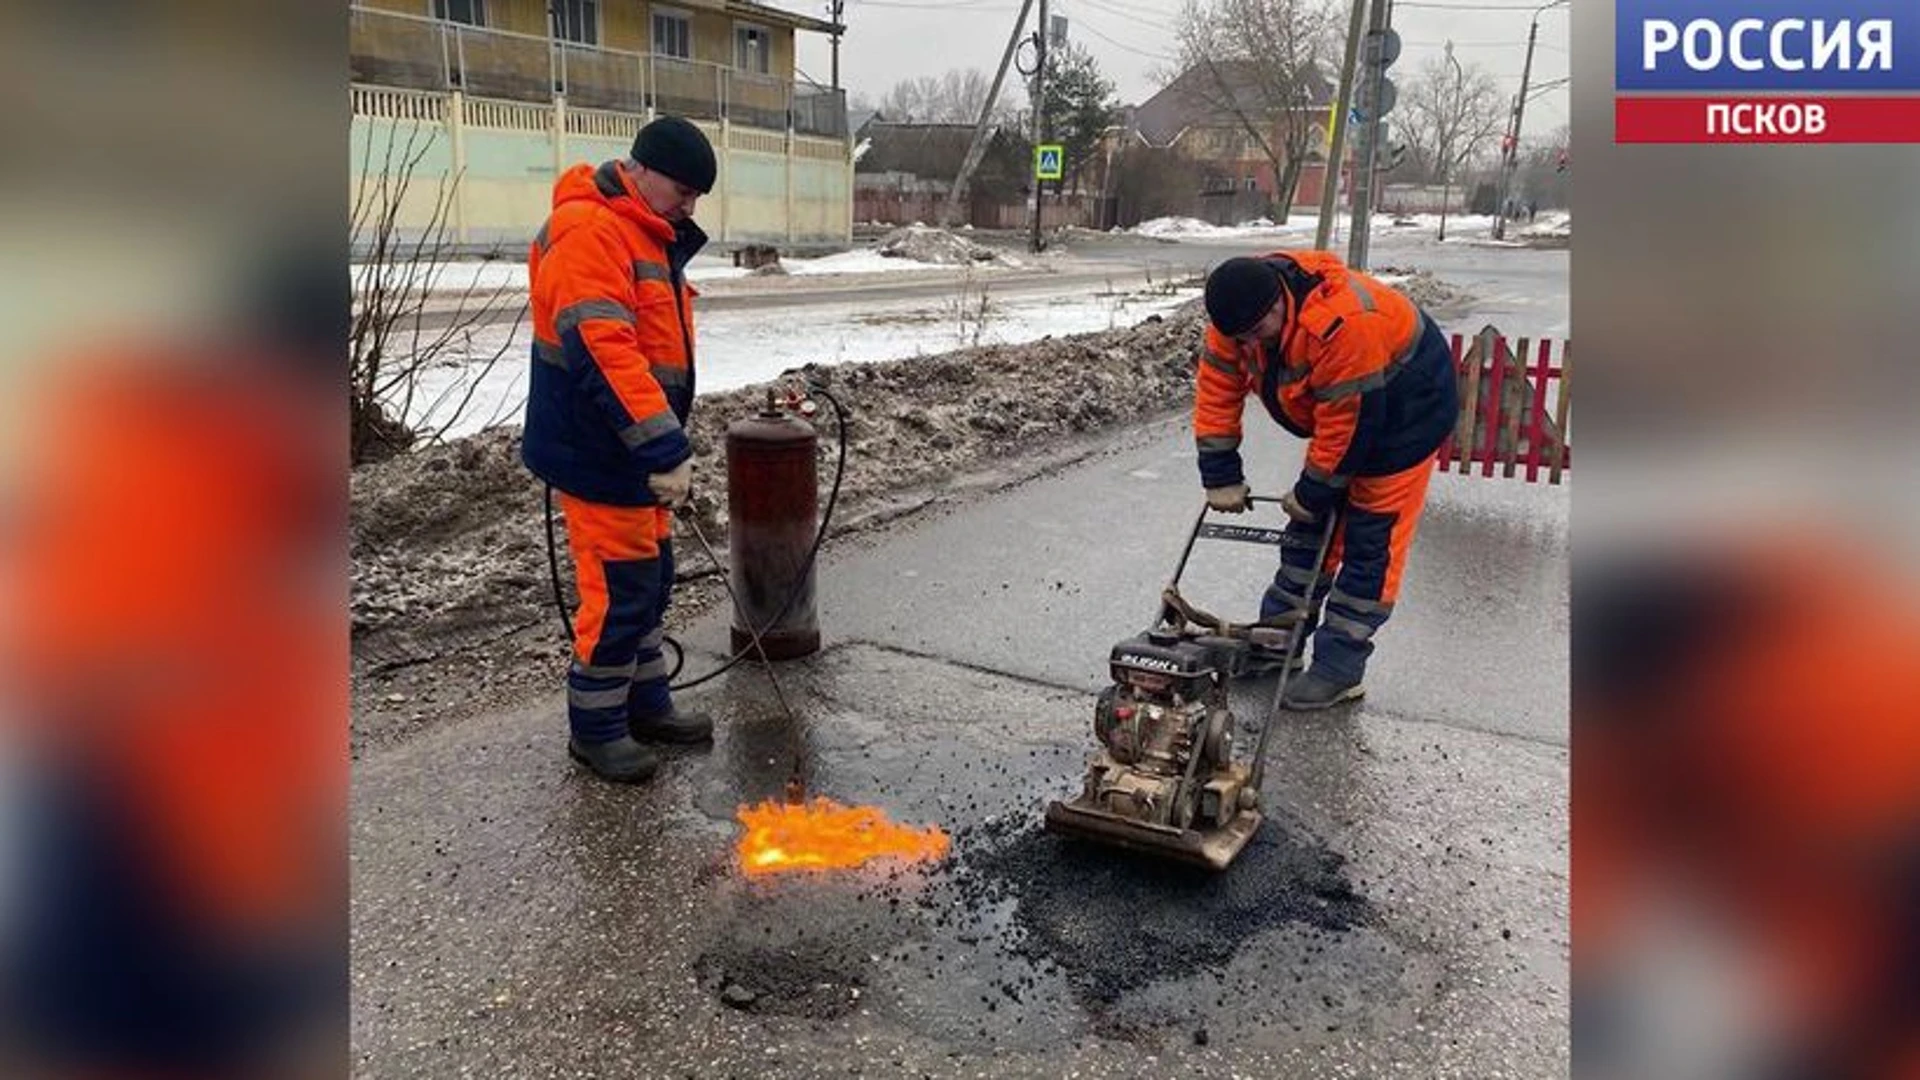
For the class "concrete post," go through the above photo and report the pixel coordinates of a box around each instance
[785,101,797,244]
[448,90,469,245]
[718,117,732,243]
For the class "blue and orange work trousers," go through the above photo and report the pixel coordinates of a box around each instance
[1258,451,1439,683]
[556,493,677,744]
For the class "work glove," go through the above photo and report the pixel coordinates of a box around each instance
[1280,488,1317,526]
[648,458,694,508]
[1205,483,1252,513]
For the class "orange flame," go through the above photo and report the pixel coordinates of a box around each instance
[735,796,951,876]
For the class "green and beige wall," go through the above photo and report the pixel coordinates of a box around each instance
[350,1,843,250]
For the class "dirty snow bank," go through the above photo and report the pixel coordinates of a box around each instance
[873,224,1022,267]
[352,261,1475,703]
[1129,216,1314,240]
[1518,211,1571,242]
[351,306,1207,674]
[1369,267,1476,315]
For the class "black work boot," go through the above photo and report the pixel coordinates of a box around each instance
[629,706,714,744]
[568,735,660,783]
[1281,668,1365,710]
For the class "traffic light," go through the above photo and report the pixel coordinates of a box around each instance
[1556,150,1568,173]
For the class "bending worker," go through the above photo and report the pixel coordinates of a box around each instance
[521,116,718,782]
[1196,252,1460,709]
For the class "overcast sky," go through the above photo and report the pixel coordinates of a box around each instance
[781,0,1570,144]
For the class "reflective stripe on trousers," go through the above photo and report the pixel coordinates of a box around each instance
[1257,451,1439,682]
[557,493,677,743]
[1260,521,1334,641]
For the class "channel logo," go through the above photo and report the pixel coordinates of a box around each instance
[1616,0,1920,142]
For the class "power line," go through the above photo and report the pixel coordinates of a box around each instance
[1396,1,1562,9]
[850,0,1012,9]
[1067,12,1178,61]
[1401,39,1567,52]
[1074,0,1173,22]
[1071,0,1174,33]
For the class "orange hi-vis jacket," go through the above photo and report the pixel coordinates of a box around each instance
[1193,250,1458,513]
[522,160,703,506]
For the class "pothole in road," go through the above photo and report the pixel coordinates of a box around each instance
[694,942,868,1021]
[691,810,1386,1049]
[684,643,1397,1047]
[949,813,1378,1006]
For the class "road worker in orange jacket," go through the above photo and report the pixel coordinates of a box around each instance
[1196,252,1459,708]
[522,116,717,782]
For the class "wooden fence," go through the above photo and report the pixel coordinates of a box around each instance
[1437,326,1571,484]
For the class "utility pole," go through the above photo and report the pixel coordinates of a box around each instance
[940,0,1037,228]
[1315,0,1370,251]
[829,0,845,89]
[1492,18,1538,239]
[1345,0,1394,269]
[1494,0,1562,239]
[1028,0,1050,254]
[1437,40,1462,242]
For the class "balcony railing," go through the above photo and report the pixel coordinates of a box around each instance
[348,5,846,138]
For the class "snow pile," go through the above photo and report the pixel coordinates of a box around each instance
[873,224,1009,265]
[787,248,994,275]
[1131,217,1232,239]
[1519,211,1571,240]
[1370,266,1475,315]
[1129,215,1324,240]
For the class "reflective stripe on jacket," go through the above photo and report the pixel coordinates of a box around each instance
[1193,249,1458,511]
[522,160,706,505]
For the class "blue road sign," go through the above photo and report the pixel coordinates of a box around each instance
[1035,144,1064,180]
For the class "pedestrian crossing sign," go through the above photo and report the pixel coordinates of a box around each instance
[1035,144,1064,180]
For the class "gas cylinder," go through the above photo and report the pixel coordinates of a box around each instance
[725,400,820,659]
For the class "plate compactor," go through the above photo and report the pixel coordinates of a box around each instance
[1044,495,1337,871]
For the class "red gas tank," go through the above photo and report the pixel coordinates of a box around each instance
[725,404,820,659]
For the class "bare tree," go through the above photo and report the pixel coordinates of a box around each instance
[1398,50,1507,200]
[350,113,528,466]
[1173,0,1339,223]
[1108,144,1210,227]
[876,75,933,121]
[1517,123,1570,209]
[879,68,1023,125]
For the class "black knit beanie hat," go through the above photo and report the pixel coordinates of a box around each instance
[632,116,717,194]
[1204,257,1284,337]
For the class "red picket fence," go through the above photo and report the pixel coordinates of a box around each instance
[1436,326,1572,484]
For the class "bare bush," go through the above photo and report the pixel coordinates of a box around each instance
[350,112,529,465]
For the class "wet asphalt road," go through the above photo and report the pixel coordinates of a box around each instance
[353,414,1570,1077]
